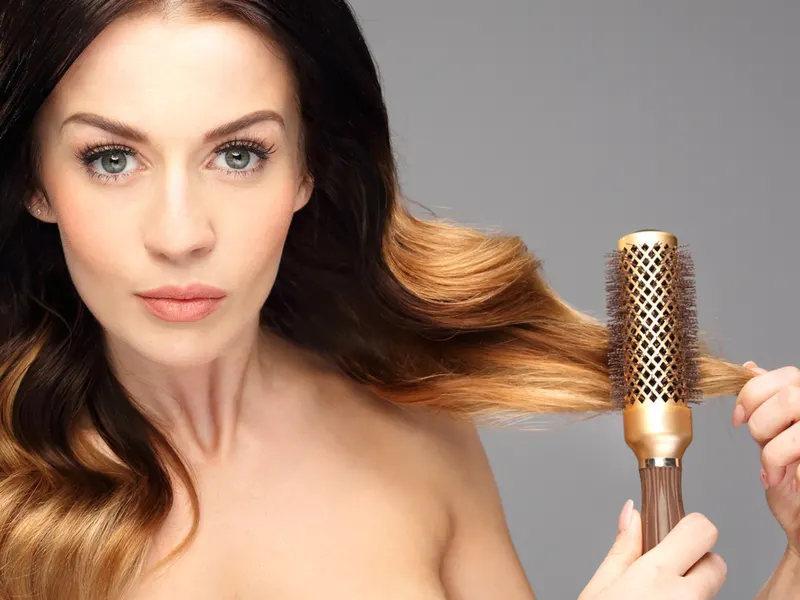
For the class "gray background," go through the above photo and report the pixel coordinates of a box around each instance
[347,1,799,598]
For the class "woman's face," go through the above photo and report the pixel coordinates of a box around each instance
[30,12,312,366]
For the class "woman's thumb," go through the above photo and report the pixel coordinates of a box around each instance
[579,500,642,598]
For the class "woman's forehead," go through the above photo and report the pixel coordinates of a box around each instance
[44,13,296,137]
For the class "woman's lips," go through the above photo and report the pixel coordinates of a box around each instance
[138,296,225,322]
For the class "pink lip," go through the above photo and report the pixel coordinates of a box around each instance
[137,284,227,300]
[136,284,227,322]
[138,297,223,322]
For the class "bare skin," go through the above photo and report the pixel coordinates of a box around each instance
[121,334,535,600]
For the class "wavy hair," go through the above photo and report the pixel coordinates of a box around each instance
[0,0,754,598]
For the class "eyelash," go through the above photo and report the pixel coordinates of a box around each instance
[74,133,277,183]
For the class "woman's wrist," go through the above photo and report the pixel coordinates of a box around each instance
[756,544,800,600]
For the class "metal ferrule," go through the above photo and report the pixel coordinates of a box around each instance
[623,401,692,468]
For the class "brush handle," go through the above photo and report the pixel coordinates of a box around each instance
[639,465,685,553]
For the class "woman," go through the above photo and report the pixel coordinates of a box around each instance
[0,1,797,598]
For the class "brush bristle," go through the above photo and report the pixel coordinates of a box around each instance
[676,245,702,402]
[605,249,628,409]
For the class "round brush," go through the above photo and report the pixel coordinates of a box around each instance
[606,229,701,553]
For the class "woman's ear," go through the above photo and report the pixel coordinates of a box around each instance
[26,191,57,223]
[293,172,314,213]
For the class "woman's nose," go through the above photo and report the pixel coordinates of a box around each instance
[143,182,215,263]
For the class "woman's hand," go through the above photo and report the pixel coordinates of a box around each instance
[734,362,800,556]
[580,501,726,599]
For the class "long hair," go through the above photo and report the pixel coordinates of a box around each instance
[0,0,752,598]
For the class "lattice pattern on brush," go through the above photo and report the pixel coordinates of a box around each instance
[617,241,689,405]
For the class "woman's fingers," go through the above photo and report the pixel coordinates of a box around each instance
[748,384,800,446]
[642,513,719,577]
[761,421,800,487]
[682,552,728,598]
[735,365,800,426]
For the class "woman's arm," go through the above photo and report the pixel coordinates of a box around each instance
[756,546,800,599]
[435,418,537,600]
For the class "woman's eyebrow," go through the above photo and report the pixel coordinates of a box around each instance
[59,109,285,143]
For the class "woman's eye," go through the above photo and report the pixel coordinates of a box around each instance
[212,147,263,172]
[88,149,139,178]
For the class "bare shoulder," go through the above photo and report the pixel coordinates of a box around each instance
[308,366,487,481]
[406,407,536,600]
[312,370,536,600]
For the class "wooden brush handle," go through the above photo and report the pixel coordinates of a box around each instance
[639,465,685,553]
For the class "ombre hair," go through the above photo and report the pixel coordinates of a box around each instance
[0,1,752,598]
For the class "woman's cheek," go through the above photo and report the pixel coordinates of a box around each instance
[233,183,300,266]
[56,193,132,291]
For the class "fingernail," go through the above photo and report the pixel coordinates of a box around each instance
[733,404,746,428]
[743,361,757,368]
[760,467,769,490]
[618,499,634,533]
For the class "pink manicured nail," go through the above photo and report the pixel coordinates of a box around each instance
[618,499,634,533]
[760,467,769,490]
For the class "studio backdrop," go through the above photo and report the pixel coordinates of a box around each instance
[348,1,800,598]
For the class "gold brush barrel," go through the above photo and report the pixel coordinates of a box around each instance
[617,230,693,552]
